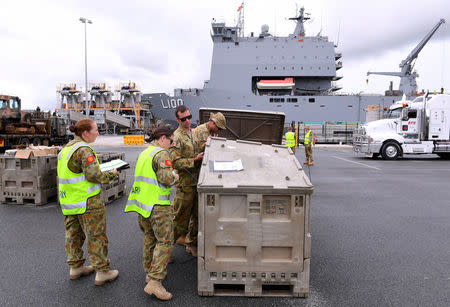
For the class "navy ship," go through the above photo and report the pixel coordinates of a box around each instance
[143,7,444,125]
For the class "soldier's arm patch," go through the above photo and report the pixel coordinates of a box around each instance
[165,160,172,166]
[86,156,95,163]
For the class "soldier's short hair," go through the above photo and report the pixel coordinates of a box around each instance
[174,105,189,118]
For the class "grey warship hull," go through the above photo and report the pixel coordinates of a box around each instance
[144,92,401,125]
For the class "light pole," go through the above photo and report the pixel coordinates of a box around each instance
[79,17,92,115]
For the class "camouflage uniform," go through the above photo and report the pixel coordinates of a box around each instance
[169,127,200,247]
[137,141,178,281]
[193,123,210,153]
[63,136,118,271]
[304,130,314,164]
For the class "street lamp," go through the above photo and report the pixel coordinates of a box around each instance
[79,17,92,115]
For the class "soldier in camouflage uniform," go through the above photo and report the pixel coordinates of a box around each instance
[193,112,227,153]
[60,119,119,286]
[169,106,204,257]
[125,126,178,300]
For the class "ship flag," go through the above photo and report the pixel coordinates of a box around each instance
[237,3,243,11]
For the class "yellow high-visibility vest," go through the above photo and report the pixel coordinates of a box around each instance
[304,130,313,145]
[125,145,171,218]
[285,131,295,147]
[57,142,101,215]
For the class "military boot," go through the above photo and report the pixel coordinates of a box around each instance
[144,279,173,300]
[70,265,94,280]
[303,161,308,164]
[94,269,119,286]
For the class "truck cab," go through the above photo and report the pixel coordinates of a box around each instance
[353,94,450,159]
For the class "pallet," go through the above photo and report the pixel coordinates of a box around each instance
[198,258,310,298]
[1,187,57,206]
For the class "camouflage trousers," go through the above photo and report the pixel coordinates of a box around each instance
[173,186,198,247]
[64,195,110,271]
[138,205,174,281]
[305,145,313,163]
[288,146,296,154]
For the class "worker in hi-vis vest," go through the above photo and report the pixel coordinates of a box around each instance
[304,125,315,165]
[125,126,179,301]
[284,126,296,154]
[57,118,119,286]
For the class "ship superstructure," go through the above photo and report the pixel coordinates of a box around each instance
[143,7,444,126]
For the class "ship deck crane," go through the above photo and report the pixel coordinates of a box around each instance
[367,18,445,96]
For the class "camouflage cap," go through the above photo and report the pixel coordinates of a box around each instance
[210,112,227,130]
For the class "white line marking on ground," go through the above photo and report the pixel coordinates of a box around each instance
[332,156,382,170]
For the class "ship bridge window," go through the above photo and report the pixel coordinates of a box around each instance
[269,98,285,103]
[287,98,298,103]
[309,98,315,103]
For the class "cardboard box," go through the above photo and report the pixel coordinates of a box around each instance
[15,146,59,159]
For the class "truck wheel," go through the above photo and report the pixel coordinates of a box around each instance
[19,137,30,147]
[32,137,41,146]
[381,141,401,160]
[437,153,450,160]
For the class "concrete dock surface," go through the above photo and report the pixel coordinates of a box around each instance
[1,144,449,306]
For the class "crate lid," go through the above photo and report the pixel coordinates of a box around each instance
[198,137,313,193]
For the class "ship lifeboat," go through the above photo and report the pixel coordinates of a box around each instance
[257,78,295,90]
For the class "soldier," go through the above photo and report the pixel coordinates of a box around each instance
[169,106,204,257]
[304,125,314,165]
[125,126,179,301]
[57,118,119,286]
[285,126,296,154]
[193,112,227,153]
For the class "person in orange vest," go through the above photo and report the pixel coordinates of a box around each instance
[304,125,315,165]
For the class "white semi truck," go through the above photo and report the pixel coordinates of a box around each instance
[353,93,450,160]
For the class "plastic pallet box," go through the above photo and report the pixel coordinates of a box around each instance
[0,155,58,205]
[197,137,313,297]
[0,155,57,178]
[102,181,126,205]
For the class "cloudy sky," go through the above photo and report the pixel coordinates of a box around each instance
[1,0,449,110]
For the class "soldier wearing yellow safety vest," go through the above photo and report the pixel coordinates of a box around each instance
[284,126,296,153]
[57,118,120,286]
[125,126,179,301]
[304,125,315,165]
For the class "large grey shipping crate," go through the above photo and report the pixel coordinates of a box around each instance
[197,137,313,297]
[199,108,285,145]
[0,155,58,205]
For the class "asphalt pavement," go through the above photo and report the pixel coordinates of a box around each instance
[1,145,449,306]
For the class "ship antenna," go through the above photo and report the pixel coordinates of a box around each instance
[236,1,245,37]
[336,20,341,47]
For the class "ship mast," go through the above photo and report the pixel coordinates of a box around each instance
[236,2,245,37]
[289,7,310,37]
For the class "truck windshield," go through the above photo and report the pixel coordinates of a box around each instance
[8,98,19,110]
[0,100,7,109]
[386,108,402,118]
